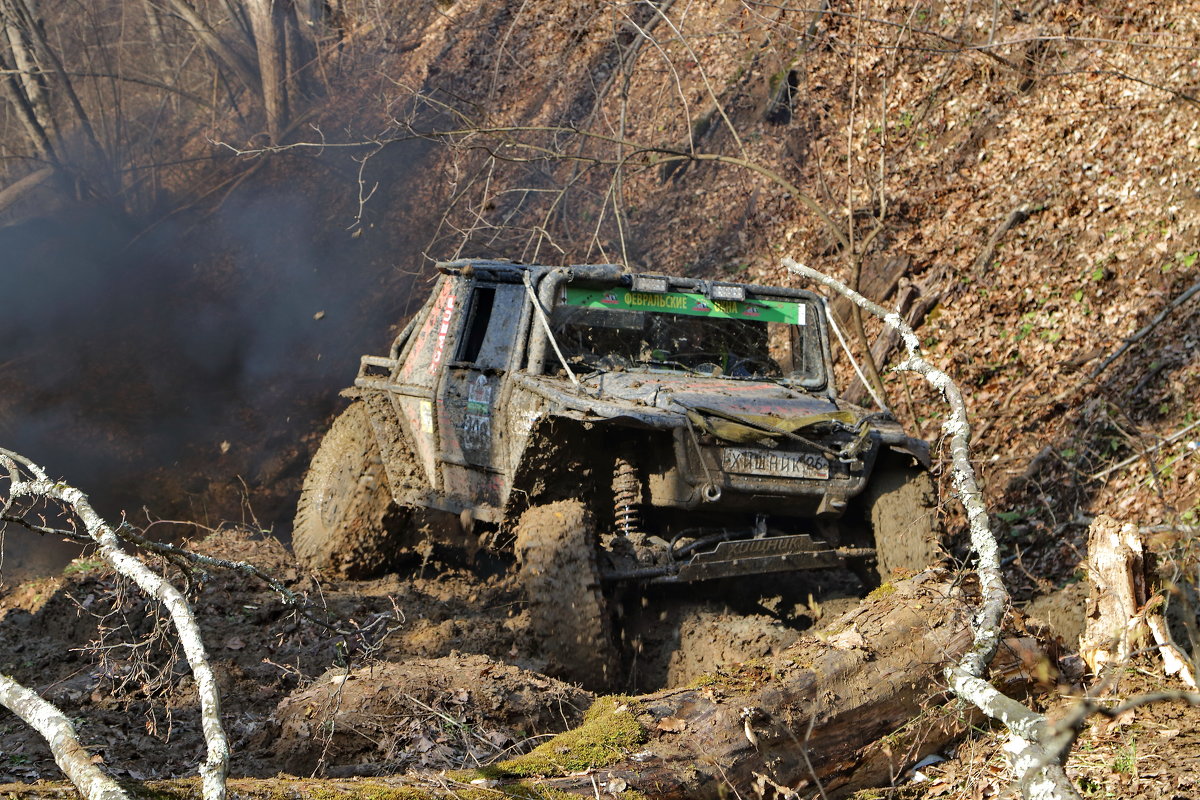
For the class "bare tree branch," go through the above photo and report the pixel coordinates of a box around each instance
[0,448,229,800]
[0,673,130,800]
[1088,277,1200,381]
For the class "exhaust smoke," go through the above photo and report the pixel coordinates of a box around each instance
[1,174,431,581]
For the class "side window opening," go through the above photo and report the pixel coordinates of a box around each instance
[458,287,496,364]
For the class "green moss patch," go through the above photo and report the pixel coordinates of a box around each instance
[849,786,925,799]
[6,772,644,800]
[455,697,647,780]
[125,778,434,800]
[125,777,533,800]
[686,658,774,693]
[865,582,898,602]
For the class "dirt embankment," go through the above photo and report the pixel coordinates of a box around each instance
[0,527,826,783]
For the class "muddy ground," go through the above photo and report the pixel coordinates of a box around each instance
[0,526,869,783]
[5,525,1196,799]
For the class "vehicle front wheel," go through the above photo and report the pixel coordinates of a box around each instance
[514,500,618,690]
[865,466,941,581]
[293,402,407,578]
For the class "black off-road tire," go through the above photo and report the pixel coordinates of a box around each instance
[293,402,404,578]
[866,467,941,581]
[514,500,618,690]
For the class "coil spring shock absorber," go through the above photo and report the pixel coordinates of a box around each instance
[612,456,644,536]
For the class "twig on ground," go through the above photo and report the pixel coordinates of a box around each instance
[972,202,1044,274]
[1088,418,1200,480]
[1089,278,1200,381]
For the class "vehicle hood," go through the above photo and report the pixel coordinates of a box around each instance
[608,372,839,414]
[516,371,922,461]
[525,370,850,420]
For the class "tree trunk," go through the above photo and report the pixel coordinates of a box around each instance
[287,0,320,96]
[1,0,55,142]
[0,0,55,159]
[1080,514,1148,674]
[245,0,288,142]
[3,0,105,170]
[159,0,261,98]
[0,47,55,159]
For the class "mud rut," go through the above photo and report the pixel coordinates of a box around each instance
[412,528,873,695]
[265,544,878,777]
[0,526,875,783]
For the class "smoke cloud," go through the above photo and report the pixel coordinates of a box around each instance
[1,166,430,579]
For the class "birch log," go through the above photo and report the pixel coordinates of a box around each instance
[0,673,129,800]
[0,448,229,800]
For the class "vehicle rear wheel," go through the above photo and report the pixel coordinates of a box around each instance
[866,467,941,581]
[514,500,617,690]
[293,402,406,578]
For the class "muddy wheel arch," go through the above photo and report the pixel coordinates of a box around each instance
[502,416,607,525]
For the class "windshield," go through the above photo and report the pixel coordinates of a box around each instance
[548,285,826,387]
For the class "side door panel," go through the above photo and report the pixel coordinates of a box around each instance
[438,283,526,515]
[389,277,468,493]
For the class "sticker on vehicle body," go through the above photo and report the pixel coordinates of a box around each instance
[720,447,829,480]
[562,287,805,324]
[466,374,493,415]
[462,375,493,455]
[429,294,457,370]
[419,400,434,434]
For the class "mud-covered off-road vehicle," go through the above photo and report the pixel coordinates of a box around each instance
[294,259,940,686]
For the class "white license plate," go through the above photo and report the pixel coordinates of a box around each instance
[721,447,830,480]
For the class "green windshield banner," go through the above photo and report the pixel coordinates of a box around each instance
[562,286,806,325]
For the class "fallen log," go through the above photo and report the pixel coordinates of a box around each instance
[0,167,57,220]
[474,571,984,799]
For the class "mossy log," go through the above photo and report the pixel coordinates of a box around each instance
[468,571,987,799]
[0,572,1038,800]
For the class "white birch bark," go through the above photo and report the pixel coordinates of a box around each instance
[784,257,1082,800]
[1,0,54,142]
[0,448,228,800]
[1079,514,1147,673]
[0,673,129,800]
